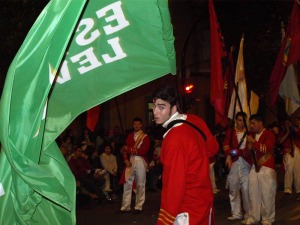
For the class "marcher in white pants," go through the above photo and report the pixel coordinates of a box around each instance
[245,114,276,225]
[223,112,252,222]
[283,147,300,194]
[121,156,146,211]
[247,166,277,225]
[227,157,251,220]
[119,118,150,214]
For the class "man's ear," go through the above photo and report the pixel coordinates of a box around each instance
[171,105,177,114]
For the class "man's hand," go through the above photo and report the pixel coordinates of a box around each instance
[247,135,255,143]
[125,159,132,168]
[226,155,233,169]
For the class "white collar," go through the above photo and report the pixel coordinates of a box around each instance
[162,112,186,128]
[162,113,187,137]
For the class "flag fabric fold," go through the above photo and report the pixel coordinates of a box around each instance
[0,0,176,224]
[209,0,227,126]
[249,90,259,115]
[279,64,300,115]
[228,35,250,120]
[43,0,176,148]
[269,0,300,106]
[222,49,235,127]
[0,1,87,224]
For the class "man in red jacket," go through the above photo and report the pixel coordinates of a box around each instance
[152,85,219,225]
[120,117,150,214]
[223,111,251,222]
[245,114,276,225]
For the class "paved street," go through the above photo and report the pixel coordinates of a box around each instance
[77,172,300,225]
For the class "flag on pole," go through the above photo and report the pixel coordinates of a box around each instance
[269,0,300,106]
[86,105,101,132]
[43,0,176,147]
[279,64,300,115]
[249,90,259,115]
[228,35,249,119]
[208,0,228,126]
[0,0,176,224]
[222,48,235,127]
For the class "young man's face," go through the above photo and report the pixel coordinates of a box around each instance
[235,115,245,130]
[249,119,262,133]
[152,98,174,125]
[133,121,143,132]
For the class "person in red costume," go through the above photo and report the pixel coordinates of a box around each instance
[119,117,150,214]
[244,114,276,225]
[152,85,219,225]
[223,111,252,222]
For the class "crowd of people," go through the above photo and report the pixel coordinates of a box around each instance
[56,86,300,225]
[57,120,164,210]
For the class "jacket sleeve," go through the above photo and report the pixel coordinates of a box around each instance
[223,129,232,156]
[157,140,186,225]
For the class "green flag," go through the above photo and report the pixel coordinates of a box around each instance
[44,0,176,147]
[0,0,176,224]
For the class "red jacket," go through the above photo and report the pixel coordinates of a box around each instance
[119,131,150,184]
[157,114,219,225]
[250,129,276,170]
[223,128,252,164]
[123,131,150,163]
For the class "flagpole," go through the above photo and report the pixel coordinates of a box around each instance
[230,57,260,173]
[114,97,124,134]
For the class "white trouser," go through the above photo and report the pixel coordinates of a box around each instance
[284,146,300,193]
[103,173,111,192]
[227,157,251,219]
[247,165,276,224]
[209,162,218,192]
[121,156,146,211]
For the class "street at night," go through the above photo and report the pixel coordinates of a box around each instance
[77,171,300,225]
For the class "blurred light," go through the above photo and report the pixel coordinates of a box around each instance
[184,84,194,94]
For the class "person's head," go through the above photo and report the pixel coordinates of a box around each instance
[249,114,264,133]
[235,111,247,129]
[152,85,179,124]
[73,145,84,158]
[133,117,143,132]
[103,144,113,155]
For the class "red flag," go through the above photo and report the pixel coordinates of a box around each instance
[269,0,300,105]
[222,48,235,127]
[86,105,100,132]
[209,0,227,125]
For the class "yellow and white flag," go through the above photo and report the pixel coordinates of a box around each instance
[228,35,250,119]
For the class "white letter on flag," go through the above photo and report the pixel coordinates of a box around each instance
[76,18,101,46]
[70,47,102,74]
[102,37,127,63]
[96,1,130,35]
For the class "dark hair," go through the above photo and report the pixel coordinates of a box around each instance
[249,113,263,122]
[133,117,143,123]
[152,84,178,107]
[235,111,247,120]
